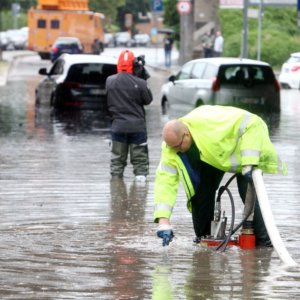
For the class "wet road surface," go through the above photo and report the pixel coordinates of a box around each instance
[0,52,300,299]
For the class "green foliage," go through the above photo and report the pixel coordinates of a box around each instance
[163,0,180,42]
[220,7,300,68]
[0,0,37,10]
[89,0,125,32]
[114,0,151,32]
[0,10,27,30]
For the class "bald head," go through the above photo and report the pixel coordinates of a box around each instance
[162,119,190,149]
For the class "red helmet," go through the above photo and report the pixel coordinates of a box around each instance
[117,49,135,74]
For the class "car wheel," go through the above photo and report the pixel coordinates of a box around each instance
[195,99,204,107]
[161,97,169,114]
[50,93,59,108]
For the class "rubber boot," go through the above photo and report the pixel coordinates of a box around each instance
[110,140,129,178]
[130,142,149,176]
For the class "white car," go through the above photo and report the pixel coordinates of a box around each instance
[279,52,300,89]
[5,28,28,50]
[114,32,135,47]
[161,57,281,115]
[133,34,150,46]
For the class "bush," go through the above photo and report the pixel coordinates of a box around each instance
[220,7,300,68]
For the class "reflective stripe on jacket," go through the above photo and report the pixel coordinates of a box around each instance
[154,105,287,222]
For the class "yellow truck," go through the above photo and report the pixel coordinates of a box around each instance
[27,0,105,59]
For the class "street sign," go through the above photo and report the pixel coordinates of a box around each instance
[11,3,21,16]
[152,0,163,12]
[176,0,192,15]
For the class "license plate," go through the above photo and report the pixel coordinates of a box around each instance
[240,97,264,105]
[90,89,105,95]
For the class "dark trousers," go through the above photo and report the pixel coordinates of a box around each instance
[191,161,270,243]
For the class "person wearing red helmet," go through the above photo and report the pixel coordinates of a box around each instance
[106,49,153,182]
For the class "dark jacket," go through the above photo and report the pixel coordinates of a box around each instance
[106,72,153,133]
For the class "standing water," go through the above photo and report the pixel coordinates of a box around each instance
[0,54,299,299]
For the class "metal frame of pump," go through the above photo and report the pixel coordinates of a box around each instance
[200,174,257,251]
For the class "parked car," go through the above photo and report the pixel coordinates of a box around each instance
[114,32,136,47]
[104,33,114,48]
[36,54,117,109]
[133,34,150,47]
[5,28,28,50]
[161,57,280,115]
[278,52,300,89]
[50,37,83,62]
[0,31,8,50]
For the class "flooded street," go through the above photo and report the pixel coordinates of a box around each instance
[0,51,300,299]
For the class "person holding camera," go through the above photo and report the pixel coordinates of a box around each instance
[106,49,153,182]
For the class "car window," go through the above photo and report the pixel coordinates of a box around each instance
[191,62,206,79]
[50,59,65,75]
[287,56,300,64]
[218,65,275,85]
[66,63,117,84]
[176,62,194,80]
[54,39,80,46]
[202,64,218,79]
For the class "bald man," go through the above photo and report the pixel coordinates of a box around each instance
[154,105,286,247]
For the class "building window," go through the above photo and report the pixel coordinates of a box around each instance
[37,19,46,28]
[51,20,60,29]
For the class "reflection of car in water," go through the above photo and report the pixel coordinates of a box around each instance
[34,103,111,136]
[35,53,117,110]
[51,109,111,135]
[161,57,281,116]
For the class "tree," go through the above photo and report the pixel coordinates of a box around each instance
[0,0,36,11]
[163,0,180,43]
[116,0,151,31]
[89,0,124,31]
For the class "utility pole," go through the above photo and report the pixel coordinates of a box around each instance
[0,4,2,61]
[178,0,194,65]
[242,0,249,58]
[257,0,263,60]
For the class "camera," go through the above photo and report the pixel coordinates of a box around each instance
[134,55,150,80]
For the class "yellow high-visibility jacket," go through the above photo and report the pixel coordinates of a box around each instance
[154,105,287,222]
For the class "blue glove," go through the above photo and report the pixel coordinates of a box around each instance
[242,165,253,183]
[156,224,174,247]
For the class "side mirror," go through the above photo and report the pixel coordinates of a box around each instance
[38,68,48,76]
[168,75,176,83]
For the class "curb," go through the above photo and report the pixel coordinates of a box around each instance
[0,60,10,86]
[0,51,37,86]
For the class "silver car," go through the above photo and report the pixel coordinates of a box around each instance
[161,57,280,115]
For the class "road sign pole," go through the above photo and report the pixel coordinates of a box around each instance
[178,0,194,65]
[298,0,300,26]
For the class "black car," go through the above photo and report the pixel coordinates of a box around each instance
[36,54,117,110]
[50,37,83,62]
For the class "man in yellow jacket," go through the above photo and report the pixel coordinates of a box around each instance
[154,105,286,247]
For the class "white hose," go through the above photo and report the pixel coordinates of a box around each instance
[252,169,297,266]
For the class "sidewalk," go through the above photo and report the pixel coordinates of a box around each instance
[0,60,9,86]
[0,50,38,86]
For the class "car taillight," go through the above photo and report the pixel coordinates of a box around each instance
[274,79,280,92]
[291,65,300,72]
[62,82,81,88]
[212,77,220,91]
[52,47,59,53]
